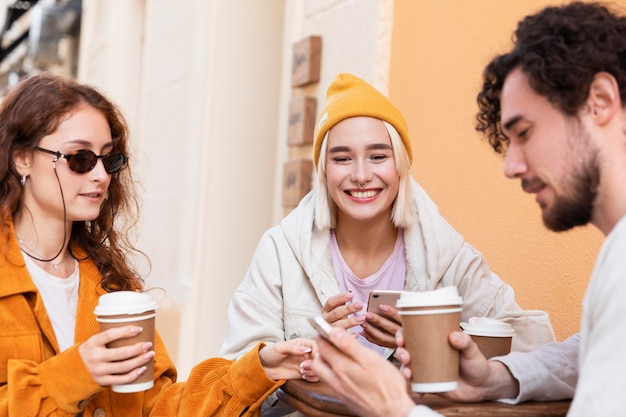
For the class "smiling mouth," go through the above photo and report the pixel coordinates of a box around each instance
[347,190,378,199]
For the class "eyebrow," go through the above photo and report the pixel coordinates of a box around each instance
[65,139,114,149]
[502,115,523,132]
[328,143,392,153]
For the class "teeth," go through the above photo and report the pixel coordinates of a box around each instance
[351,190,377,198]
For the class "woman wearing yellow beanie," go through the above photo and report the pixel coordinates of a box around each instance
[220,73,556,413]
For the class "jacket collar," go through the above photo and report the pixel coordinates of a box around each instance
[0,220,37,298]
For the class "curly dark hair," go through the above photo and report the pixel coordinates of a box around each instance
[0,73,144,292]
[476,1,626,154]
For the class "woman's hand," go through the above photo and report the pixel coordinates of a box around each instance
[259,338,319,381]
[78,326,155,387]
[361,304,402,348]
[321,291,366,331]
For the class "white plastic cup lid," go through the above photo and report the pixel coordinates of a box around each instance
[395,286,463,308]
[460,317,515,337]
[94,291,159,316]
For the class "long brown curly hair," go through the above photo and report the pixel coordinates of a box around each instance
[0,72,144,291]
[476,2,626,155]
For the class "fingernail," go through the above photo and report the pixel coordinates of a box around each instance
[143,342,153,350]
[131,326,143,334]
[136,366,147,376]
[144,351,156,360]
[299,346,312,353]
[379,305,389,311]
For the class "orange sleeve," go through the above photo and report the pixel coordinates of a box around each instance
[148,342,284,417]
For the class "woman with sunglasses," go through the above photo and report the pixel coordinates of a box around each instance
[0,73,317,416]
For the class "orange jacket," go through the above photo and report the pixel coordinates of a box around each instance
[0,220,282,416]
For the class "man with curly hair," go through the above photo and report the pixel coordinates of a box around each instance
[312,2,626,416]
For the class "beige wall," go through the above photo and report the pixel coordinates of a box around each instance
[389,0,613,341]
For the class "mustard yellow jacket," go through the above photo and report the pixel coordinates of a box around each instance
[0,220,282,417]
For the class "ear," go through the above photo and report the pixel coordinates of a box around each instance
[587,72,621,126]
[13,150,33,176]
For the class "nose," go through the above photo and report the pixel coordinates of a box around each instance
[351,158,373,184]
[503,143,527,179]
[89,158,109,181]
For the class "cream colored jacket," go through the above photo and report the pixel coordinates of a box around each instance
[220,179,556,360]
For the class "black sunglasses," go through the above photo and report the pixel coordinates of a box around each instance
[34,146,128,174]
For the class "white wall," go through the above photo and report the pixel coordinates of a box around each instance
[78,0,284,378]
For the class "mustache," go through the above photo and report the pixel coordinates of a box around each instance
[521,177,545,193]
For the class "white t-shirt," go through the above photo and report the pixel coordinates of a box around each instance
[23,253,79,352]
[568,214,626,415]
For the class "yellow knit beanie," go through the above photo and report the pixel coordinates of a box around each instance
[313,73,412,168]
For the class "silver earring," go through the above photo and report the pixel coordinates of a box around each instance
[20,175,26,186]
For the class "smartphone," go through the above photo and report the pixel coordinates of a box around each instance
[367,290,402,320]
[308,315,334,342]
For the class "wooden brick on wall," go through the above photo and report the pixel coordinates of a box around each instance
[282,159,313,207]
[288,96,317,145]
[291,36,321,87]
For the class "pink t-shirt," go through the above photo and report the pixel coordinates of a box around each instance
[329,229,406,355]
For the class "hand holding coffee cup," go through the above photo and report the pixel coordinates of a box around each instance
[460,317,515,359]
[396,286,463,393]
[94,291,159,393]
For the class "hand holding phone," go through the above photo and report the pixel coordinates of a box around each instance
[308,315,334,343]
[367,290,402,320]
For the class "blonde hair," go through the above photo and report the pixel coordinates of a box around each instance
[314,121,415,230]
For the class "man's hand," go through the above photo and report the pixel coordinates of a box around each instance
[312,326,416,417]
[395,330,520,402]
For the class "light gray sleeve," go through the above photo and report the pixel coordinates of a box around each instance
[495,333,579,403]
[441,244,557,352]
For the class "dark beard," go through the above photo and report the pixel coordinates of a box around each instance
[542,152,599,232]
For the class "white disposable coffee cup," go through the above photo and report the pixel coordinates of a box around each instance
[94,291,159,393]
[396,286,463,393]
[460,317,515,359]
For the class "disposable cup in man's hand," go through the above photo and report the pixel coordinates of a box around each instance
[397,287,463,393]
[94,291,159,393]
[460,317,515,359]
